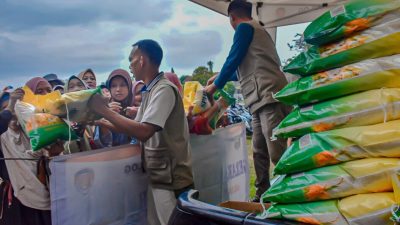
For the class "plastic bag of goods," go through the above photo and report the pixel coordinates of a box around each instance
[189,90,236,135]
[284,13,400,76]
[22,85,61,111]
[183,81,211,115]
[15,101,77,151]
[274,120,400,175]
[263,192,397,225]
[275,55,400,106]
[23,86,101,122]
[273,88,400,139]
[304,0,400,45]
[263,158,400,203]
[43,88,101,122]
[208,89,236,129]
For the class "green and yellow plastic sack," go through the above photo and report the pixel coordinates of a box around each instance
[264,192,398,225]
[304,0,400,45]
[274,88,400,138]
[23,86,101,122]
[275,55,400,106]
[274,120,400,175]
[285,10,400,77]
[262,1,400,224]
[14,86,100,151]
[264,158,400,203]
[15,100,77,151]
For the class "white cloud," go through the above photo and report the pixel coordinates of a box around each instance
[0,0,236,88]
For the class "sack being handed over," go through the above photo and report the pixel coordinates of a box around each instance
[263,158,400,204]
[285,12,400,76]
[23,86,101,122]
[264,192,397,225]
[273,88,400,138]
[15,101,77,151]
[304,0,400,45]
[275,55,400,106]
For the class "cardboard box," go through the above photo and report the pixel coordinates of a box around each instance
[219,201,270,214]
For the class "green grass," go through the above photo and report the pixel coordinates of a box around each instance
[246,136,256,199]
[246,136,275,199]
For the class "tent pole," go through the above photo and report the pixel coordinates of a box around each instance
[266,27,277,44]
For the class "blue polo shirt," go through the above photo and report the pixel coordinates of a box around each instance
[214,23,254,89]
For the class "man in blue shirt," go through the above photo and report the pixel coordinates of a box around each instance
[205,0,290,202]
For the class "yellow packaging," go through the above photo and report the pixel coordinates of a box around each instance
[339,193,395,225]
[22,86,61,112]
[266,192,397,225]
[22,86,101,122]
[183,81,211,115]
[264,158,400,203]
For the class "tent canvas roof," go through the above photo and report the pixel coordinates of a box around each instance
[189,0,349,28]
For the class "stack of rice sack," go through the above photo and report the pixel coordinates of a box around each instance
[261,1,400,224]
[14,86,100,151]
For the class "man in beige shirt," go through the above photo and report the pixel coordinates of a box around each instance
[89,39,194,225]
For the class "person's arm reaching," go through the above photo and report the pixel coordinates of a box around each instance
[89,86,176,142]
[206,23,253,94]
[0,88,25,135]
[89,94,157,142]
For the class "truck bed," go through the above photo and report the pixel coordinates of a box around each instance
[168,190,305,225]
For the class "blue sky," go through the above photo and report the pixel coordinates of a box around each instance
[0,0,307,88]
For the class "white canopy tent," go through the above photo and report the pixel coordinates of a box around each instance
[189,0,350,42]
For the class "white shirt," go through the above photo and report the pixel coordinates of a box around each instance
[1,129,50,210]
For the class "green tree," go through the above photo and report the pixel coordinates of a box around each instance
[192,66,213,86]
[207,61,214,73]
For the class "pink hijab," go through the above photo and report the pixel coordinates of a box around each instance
[131,80,144,106]
[164,72,182,95]
[25,77,52,93]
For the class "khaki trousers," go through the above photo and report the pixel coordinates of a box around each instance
[147,185,176,225]
[251,102,290,198]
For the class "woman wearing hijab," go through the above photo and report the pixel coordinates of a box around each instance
[131,80,145,108]
[164,72,183,95]
[25,77,52,95]
[65,75,87,93]
[64,76,96,152]
[94,69,137,147]
[78,69,97,89]
[0,88,24,225]
[0,77,63,225]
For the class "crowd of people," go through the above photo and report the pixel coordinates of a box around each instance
[0,39,197,225]
[0,40,242,225]
[0,0,290,224]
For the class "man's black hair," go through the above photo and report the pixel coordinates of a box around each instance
[131,39,163,67]
[227,0,252,18]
